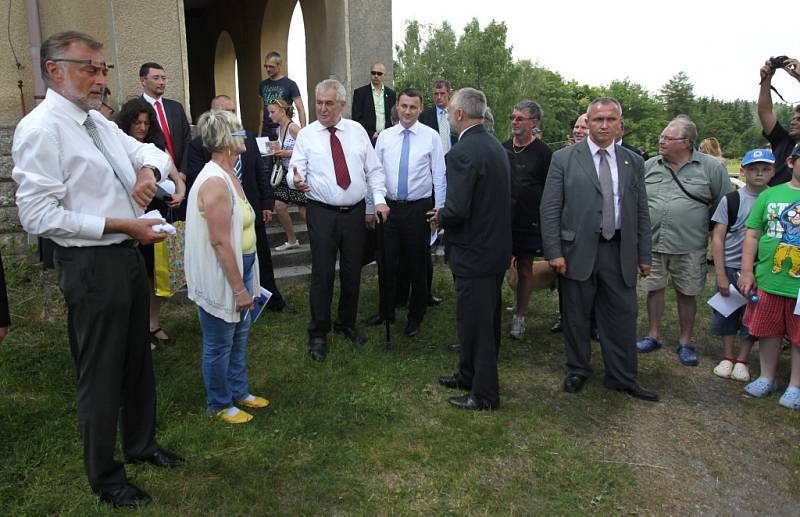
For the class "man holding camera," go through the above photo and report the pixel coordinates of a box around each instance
[758,56,800,186]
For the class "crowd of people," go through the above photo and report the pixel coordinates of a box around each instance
[5,28,800,508]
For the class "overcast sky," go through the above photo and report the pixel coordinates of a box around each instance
[288,0,798,107]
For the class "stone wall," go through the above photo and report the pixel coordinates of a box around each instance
[0,127,27,257]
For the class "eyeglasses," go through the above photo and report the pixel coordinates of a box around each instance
[50,58,114,75]
[659,135,687,142]
[231,130,246,137]
[370,70,384,76]
[101,103,115,115]
[509,116,534,122]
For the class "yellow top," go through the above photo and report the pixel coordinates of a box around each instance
[239,196,256,254]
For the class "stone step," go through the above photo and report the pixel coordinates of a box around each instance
[265,222,308,247]
[270,242,311,269]
[274,260,377,285]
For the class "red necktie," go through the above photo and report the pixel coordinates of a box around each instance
[327,126,351,190]
[154,100,176,162]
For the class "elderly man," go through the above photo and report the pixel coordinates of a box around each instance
[541,97,657,401]
[569,113,590,145]
[289,79,389,361]
[758,57,800,186]
[12,31,183,508]
[367,88,446,337]
[503,100,553,339]
[436,88,511,411]
[258,51,307,139]
[351,62,396,145]
[637,116,731,365]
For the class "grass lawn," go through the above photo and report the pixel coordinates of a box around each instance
[1,259,799,515]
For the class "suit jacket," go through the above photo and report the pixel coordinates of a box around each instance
[419,107,458,147]
[439,124,511,277]
[540,139,651,287]
[144,95,191,172]
[0,251,9,328]
[185,132,274,227]
[351,84,396,139]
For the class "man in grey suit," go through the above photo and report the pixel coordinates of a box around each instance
[435,88,512,410]
[540,97,658,401]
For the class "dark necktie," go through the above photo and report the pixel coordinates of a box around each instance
[327,126,351,190]
[598,149,615,240]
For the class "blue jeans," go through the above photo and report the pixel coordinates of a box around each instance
[198,253,256,413]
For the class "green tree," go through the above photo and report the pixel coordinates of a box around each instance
[659,71,695,119]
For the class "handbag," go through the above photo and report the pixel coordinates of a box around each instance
[153,209,187,297]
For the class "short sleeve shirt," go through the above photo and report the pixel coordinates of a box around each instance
[745,183,800,298]
[765,122,795,186]
[502,138,553,232]
[711,187,759,269]
[259,77,301,136]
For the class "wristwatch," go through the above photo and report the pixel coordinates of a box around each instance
[142,165,161,182]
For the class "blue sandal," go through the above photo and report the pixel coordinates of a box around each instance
[636,336,663,353]
[744,377,778,398]
[779,386,800,409]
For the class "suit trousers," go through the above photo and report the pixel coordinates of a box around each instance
[381,198,433,322]
[455,272,503,406]
[306,200,366,337]
[560,239,638,387]
[53,243,157,492]
[254,223,286,309]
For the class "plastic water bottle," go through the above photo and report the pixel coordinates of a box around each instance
[750,294,759,303]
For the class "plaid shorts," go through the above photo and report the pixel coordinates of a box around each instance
[742,289,800,345]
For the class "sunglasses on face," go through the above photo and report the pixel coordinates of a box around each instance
[370,70,384,76]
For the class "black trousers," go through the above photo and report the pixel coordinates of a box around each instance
[254,223,285,309]
[380,198,433,322]
[559,239,638,387]
[53,243,158,492]
[306,200,366,338]
[455,272,503,407]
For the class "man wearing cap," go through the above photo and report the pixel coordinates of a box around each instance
[757,57,800,186]
[637,116,731,366]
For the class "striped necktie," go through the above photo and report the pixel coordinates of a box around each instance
[84,115,137,213]
[235,156,242,181]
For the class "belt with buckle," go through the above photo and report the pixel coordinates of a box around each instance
[307,199,365,212]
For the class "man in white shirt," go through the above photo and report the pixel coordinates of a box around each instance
[289,79,389,361]
[12,31,183,508]
[368,88,446,337]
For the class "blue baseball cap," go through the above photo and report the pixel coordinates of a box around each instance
[741,148,775,166]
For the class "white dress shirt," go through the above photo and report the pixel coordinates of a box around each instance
[373,121,446,207]
[587,135,621,230]
[142,91,170,134]
[288,118,386,210]
[12,88,172,246]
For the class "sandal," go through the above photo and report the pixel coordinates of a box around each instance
[713,358,735,379]
[744,377,777,398]
[779,386,800,409]
[150,327,173,347]
[730,360,750,382]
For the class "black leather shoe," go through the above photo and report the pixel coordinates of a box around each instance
[363,314,392,326]
[428,295,443,306]
[404,319,420,337]
[448,343,461,353]
[563,374,587,393]
[550,318,563,333]
[438,375,470,390]
[309,337,327,361]
[127,447,185,468]
[604,381,659,402]
[333,323,367,346]
[98,483,152,508]
[447,394,498,410]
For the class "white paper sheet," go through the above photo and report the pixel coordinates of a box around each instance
[707,284,748,318]
[795,287,800,315]
[255,137,270,155]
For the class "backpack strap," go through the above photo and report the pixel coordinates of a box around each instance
[724,190,740,233]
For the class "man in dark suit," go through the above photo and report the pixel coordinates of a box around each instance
[185,95,291,313]
[540,97,658,402]
[419,80,458,153]
[139,62,192,173]
[351,63,396,146]
[435,87,511,411]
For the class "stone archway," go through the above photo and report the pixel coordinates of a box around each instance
[213,31,238,109]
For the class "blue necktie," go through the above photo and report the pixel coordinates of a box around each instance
[235,156,242,181]
[397,129,410,200]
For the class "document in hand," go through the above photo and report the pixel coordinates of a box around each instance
[251,286,273,323]
[707,284,747,318]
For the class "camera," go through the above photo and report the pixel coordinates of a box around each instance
[770,55,790,70]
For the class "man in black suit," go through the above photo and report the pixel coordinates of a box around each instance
[419,80,458,153]
[435,87,511,411]
[540,97,658,402]
[351,63,396,146]
[185,95,291,313]
[139,62,191,174]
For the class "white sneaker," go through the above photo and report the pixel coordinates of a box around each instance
[510,315,526,340]
[713,359,734,378]
[275,241,300,251]
[730,362,751,382]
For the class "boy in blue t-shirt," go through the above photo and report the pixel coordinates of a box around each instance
[738,144,800,409]
[710,149,775,381]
